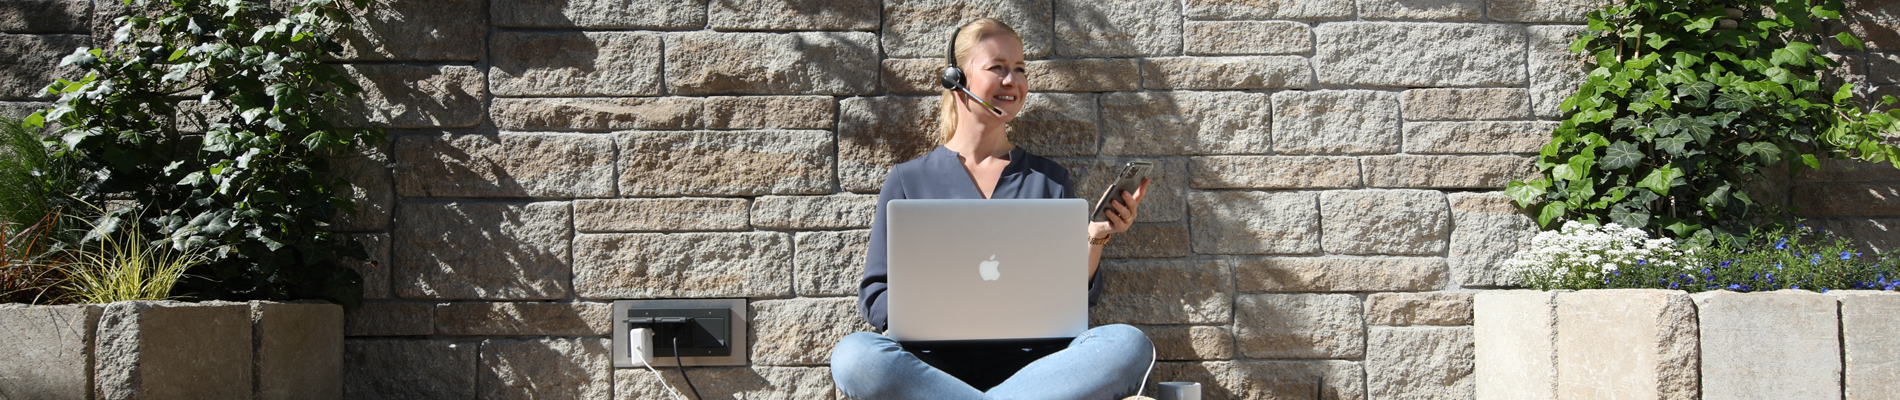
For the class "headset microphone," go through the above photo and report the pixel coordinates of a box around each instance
[941,29,1004,116]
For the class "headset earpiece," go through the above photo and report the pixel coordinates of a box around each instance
[940,67,965,90]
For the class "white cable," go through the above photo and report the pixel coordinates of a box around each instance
[1135,346,1157,397]
[643,362,688,400]
[631,328,688,400]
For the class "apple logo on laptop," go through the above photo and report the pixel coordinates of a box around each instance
[979,255,1001,281]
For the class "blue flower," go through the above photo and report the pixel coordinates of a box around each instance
[1841,252,1854,260]
[1638,259,1647,266]
[1669,282,1680,289]
[1776,238,1789,250]
[1718,260,1731,268]
[1728,284,1743,290]
[1775,262,1783,270]
[1811,254,1823,265]
[1790,285,1800,290]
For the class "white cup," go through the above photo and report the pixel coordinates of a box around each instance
[1157,382,1200,400]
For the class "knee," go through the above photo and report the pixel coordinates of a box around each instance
[1090,324,1155,356]
[830,332,897,393]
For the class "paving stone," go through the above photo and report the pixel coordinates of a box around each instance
[1101,91,1272,155]
[1367,327,1474,400]
[1473,290,1558,400]
[1233,257,1447,293]
[573,232,793,299]
[1448,193,1537,288]
[882,58,946,95]
[619,130,835,197]
[1065,157,1188,223]
[617,366,836,400]
[752,194,875,230]
[1185,21,1312,55]
[1692,290,1841,400]
[1103,223,1192,259]
[1189,190,1320,254]
[1139,325,1236,361]
[1183,0,1352,20]
[1402,88,1531,121]
[1366,292,1473,326]
[1092,259,1232,325]
[1008,92,1100,157]
[794,230,869,297]
[1190,156,1360,189]
[394,201,572,300]
[491,97,703,131]
[332,146,393,232]
[490,31,662,97]
[1793,158,1900,183]
[574,198,751,232]
[1529,26,1589,118]
[1834,291,1900,400]
[837,96,940,192]
[1358,0,1481,20]
[1365,155,1536,189]
[1320,190,1450,255]
[1148,360,1365,400]
[394,132,616,198]
[666,31,879,95]
[492,0,705,29]
[880,0,1054,59]
[1140,56,1312,90]
[344,339,477,400]
[1489,0,1597,22]
[94,301,252,400]
[1554,290,1700,400]
[0,33,83,99]
[1404,121,1556,154]
[1235,294,1365,358]
[705,96,836,130]
[0,304,100,400]
[1314,22,1527,87]
[344,301,433,337]
[1272,90,1401,155]
[1026,58,1142,92]
[252,302,344,400]
[479,338,612,400]
[435,302,612,337]
[1053,0,1182,57]
[0,0,88,32]
[753,298,874,366]
[328,0,483,61]
[1794,184,1900,217]
[337,64,486,128]
[709,0,878,31]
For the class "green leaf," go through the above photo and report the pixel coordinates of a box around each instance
[1602,141,1644,170]
[1800,153,1820,170]
[1638,165,1684,195]
[1506,180,1548,207]
[1653,117,1683,136]
[1609,207,1651,229]
[1834,83,1856,104]
[1765,67,1794,84]
[1714,91,1755,111]
[1678,81,1715,102]
[1836,32,1866,51]
[1655,136,1692,156]
[1537,202,1569,229]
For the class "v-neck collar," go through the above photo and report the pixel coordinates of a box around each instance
[929,145,1025,199]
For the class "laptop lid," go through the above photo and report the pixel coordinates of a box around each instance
[884,199,1090,343]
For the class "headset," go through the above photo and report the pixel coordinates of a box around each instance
[940,24,1004,116]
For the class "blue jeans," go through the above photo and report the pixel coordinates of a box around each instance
[830,325,1156,400]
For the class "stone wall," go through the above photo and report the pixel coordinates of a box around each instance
[1,0,1897,398]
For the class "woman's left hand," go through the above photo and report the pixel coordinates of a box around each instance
[1088,178,1149,241]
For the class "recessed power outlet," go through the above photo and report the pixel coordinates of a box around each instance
[613,298,748,367]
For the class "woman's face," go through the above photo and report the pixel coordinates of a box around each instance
[959,34,1028,121]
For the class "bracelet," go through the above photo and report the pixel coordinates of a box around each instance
[1088,234,1112,245]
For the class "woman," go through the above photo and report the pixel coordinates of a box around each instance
[828,18,1156,399]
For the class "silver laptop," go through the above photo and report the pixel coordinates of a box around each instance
[884,199,1090,343]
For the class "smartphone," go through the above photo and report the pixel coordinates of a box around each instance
[1090,160,1154,222]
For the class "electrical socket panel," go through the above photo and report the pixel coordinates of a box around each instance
[612,298,748,367]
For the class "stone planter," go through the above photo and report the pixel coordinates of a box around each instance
[0,300,343,400]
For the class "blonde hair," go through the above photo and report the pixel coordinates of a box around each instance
[937,18,1022,144]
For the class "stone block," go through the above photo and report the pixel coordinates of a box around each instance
[1314,22,1526,87]
[1064,157,1188,222]
[1233,257,1447,293]
[0,304,100,400]
[1103,223,1191,259]
[394,132,617,198]
[1794,184,1900,217]
[479,338,612,400]
[1692,290,1841,400]
[1842,0,1900,51]
[1149,361,1365,400]
[1555,290,1699,400]
[493,0,705,29]
[1529,26,1588,118]
[337,64,486,128]
[1189,190,1320,254]
[435,302,611,337]
[1101,91,1272,155]
[1183,0,1352,20]
[1185,21,1311,55]
[1140,325,1235,361]
[1794,158,1900,183]
[574,198,751,232]
[343,339,477,400]
[1871,53,1900,85]
[0,0,88,32]
[709,0,878,31]
[1402,88,1531,121]
[1489,0,1597,22]
[837,96,939,192]
[752,298,874,366]
[490,31,661,97]
[1808,218,1900,254]
[1449,193,1536,288]
[1366,292,1472,326]
[617,366,835,400]
[666,31,879,95]
[619,130,835,196]
[331,147,393,232]
[1367,327,1474,400]
[573,232,792,299]
[491,97,703,131]
[1473,290,1558,400]
[1836,291,1900,400]
[344,233,392,300]
[328,0,483,61]
[705,96,836,130]
[1359,0,1481,20]
[252,302,344,400]
[1272,90,1401,155]
[1404,121,1556,154]
[1026,58,1142,92]
[752,194,875,230]
[1235,294,1365,359]
[882,58,945,95]
[1364,155,1535,188]
[394,201,572,300]
[1320,190,1450,255]
[344,301,432,337]
[94,301,253,400]
[0,34,87,98]
[881,0,1053,59]
[1190,156,1360,189]
[1008,92,1100,157]
[1139,56,1312,90]
[0,101,48,119]
[1092,259,1232,325]
[1053,0,1182,57]
[794,230,870,297]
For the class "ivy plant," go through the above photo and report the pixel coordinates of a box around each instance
[1508,0,1900,242]
[30,0,382,306]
